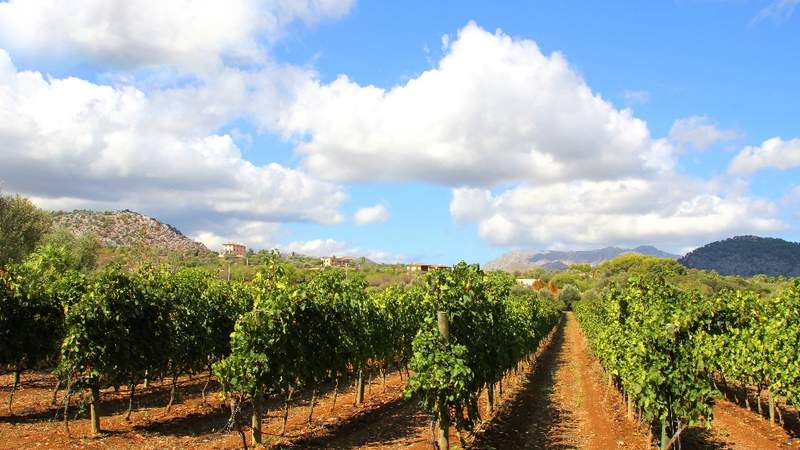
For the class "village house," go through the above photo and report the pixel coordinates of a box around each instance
[321,255,354,267]
[406,263,449,272]
[219,242,246,258]
[516,278,540,287]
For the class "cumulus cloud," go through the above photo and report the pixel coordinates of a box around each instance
[669,115,741,150]
[353,204,389,225]
[0,0,355,71]
[275,22,675,187]
[192,220,281,250]
[450,177,785,250]
[0,49,346,243]
[278,238,404,263]
[728,137,800,175]
[0,11,788,255]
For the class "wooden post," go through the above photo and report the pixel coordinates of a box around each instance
[436,311,450,450]
[90,385,101,436]
[768,389,775,425]
[438,400,450,450]
[437,311,450,342]
[626,395,632,420]
[252,391,263,444]
[356,368,365,405]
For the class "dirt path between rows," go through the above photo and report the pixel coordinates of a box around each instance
[473,313,649,450]
[682,398,798,450]
[300,320,565,449]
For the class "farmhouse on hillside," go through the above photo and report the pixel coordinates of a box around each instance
[321,256,354,267]
[219,242,246,258]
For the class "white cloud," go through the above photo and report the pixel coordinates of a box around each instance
[450,177,785,251]
[280,238,346,256]
[278,238,404,263]
[728,137,800,175]
[753,0,800,23]
[193,220,281,251]
[0,0,355,72]
[669,115,741,150]
[193,226,405,263]
[623,90,650,105]
[275,22,675,187]
[0,49,346,240]
[353,204,389,225]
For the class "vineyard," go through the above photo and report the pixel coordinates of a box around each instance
[575,276,800,449]
[1,245,800,449]
[0,246,563,449]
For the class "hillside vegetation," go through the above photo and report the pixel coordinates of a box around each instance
[53,210,208,254]
[679,235,800,277]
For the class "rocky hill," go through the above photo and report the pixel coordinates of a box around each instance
[486,245,678,272]
[52,210,208,254]
[679,235,800,277]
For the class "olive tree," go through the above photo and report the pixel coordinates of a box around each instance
[0,193,52,267]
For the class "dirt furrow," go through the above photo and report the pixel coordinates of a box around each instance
[475,313,651,450]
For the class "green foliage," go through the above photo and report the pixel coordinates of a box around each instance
[0,264,65,373]
[697,280,800,408]
[595,254,685,284]
[558,284,581,306]
[405,262,560,434]
[369,284,425,369]
[40,228,100,271]
[59,265,171,389]
[215,256,405,405]
[681,235,800,277]
[575,277,715,440]
[0,194,52,267]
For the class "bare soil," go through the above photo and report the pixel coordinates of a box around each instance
[472,313,649,450]
[2,313,799,449]
[0,368,408,449]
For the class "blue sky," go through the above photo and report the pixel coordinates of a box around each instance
[0,0,798,264]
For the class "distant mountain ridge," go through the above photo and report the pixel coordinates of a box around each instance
[679,235,800,277]
[53,209,208,254]
[486,245,678,272]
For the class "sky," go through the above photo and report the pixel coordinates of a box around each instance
[0,0,799,265]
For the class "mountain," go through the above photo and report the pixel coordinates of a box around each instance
[679,235,800,277]
[52,210,209,254]
[485,245,678,272]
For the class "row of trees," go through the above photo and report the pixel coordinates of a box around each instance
[212,260,561,447]
[574,276,800,450]
[404,264,562,449]
[0,244,252,433]
[213,258,427,444]
[575,277,713,449]
[697,280,800,424]
[61,264,251,433]
[3,247,563,445]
